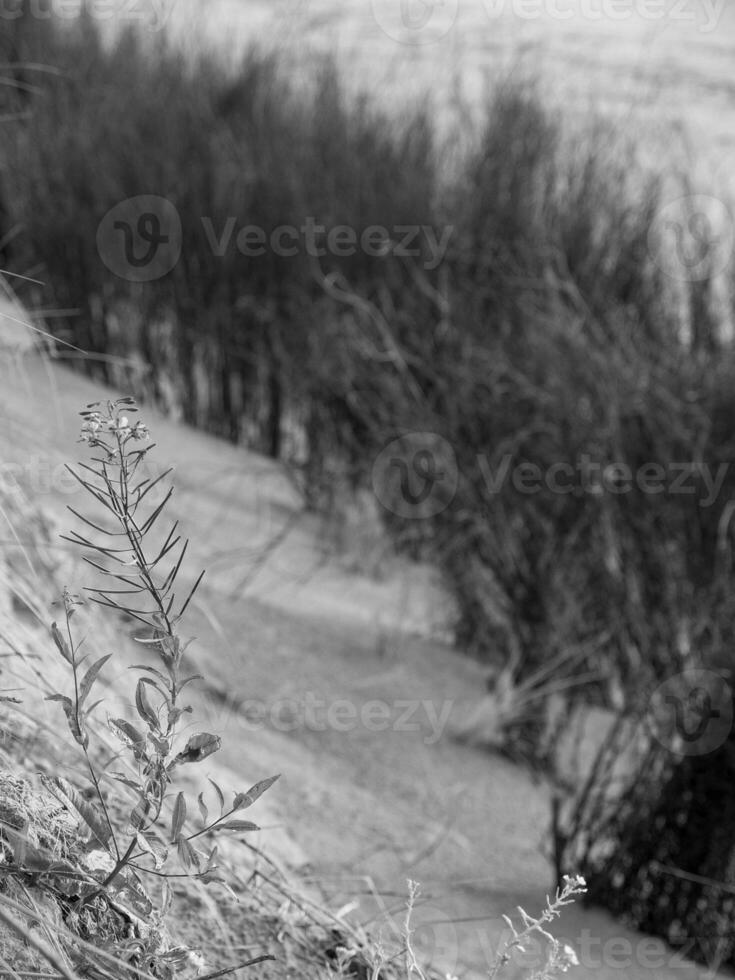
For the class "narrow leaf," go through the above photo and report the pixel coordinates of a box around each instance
[85,698,104,717]
[66,506,116,536]
[110,772,142,793]
[208,778,225,815]
[178,673,204,692]
[50,623,72,664]
[178,568,205,619]
[133,466,173,504]
[140,487,174,534]
[129,663,171,686]
[205,844,218,872]
[46,694,86,747]
[129,795,149,831]
[198,870,226,886]
[44,776,112,847]
[216,820,260,832]
[79,654,112,708]
[135,678,160,731]
[45,693,73,709]
[161,878,173,917]
[108,717,147,761]
[171,792,187,840]
[233,774,280,811]
[176,835,197,872]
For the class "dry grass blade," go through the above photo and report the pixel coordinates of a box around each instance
[0,900,79,980]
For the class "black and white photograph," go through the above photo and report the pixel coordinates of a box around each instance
[0,0,734,976]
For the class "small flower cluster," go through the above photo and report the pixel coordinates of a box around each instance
[528,940,579,980]
[561,874,586,892]
[79,399,149,447]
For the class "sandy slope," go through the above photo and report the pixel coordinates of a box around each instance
[0,349,727,980]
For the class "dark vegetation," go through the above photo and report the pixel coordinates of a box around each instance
[2,3,735,967]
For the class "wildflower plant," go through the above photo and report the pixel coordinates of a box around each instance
[488,875,586,980]
[390,874,586,980]
[1,393,590,980]
[39,397,277,912]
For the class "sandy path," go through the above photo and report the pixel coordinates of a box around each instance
[0,350,727,979]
